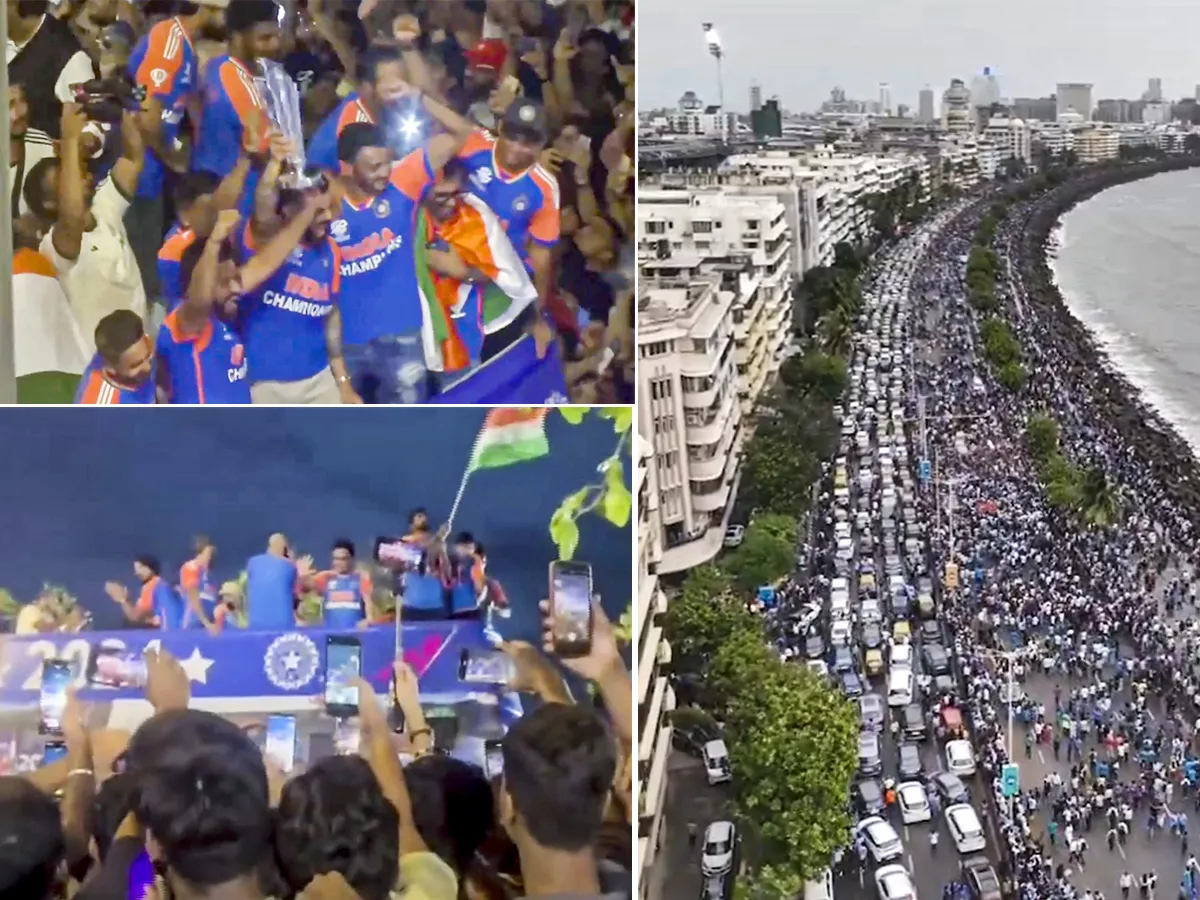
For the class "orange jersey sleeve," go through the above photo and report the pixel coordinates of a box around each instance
[78,372,122,405]
[389,148,435,202]
[136,582,156,614]
[135,20,186,99]
[179,559,201,591]
[329,240,343,296]
[457,130,494,158]
[312,571,332,592]
[218,60,270,154]
[528,167,561,245]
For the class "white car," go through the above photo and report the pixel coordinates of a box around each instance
[830,619,853,646]
[897,781,931,824]
[946,739,976,776]
[857,816,903,863]
[945,804,987,853]
[701,820,736,875]
[702,740,732,785]
[874,864,917,900]
[723,525,745,548]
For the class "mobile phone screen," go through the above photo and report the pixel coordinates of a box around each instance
[484,741,503,779]
[460,649,515,685]
[42,743,68,766]
[40,661,72,735]
[265,715,297,773]
[324,640,362,710]
[333,719,360,755]
[550,565,592,651]
[128,850,154,900]
[88,649,148,689]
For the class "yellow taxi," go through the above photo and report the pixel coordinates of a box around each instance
[864,647,885,676]
[892,620,911,644]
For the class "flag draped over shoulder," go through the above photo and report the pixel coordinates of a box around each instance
[413,194,538,373]
[466,407,550,472]
[13,248,90,404]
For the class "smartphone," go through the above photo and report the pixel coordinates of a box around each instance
[128,850,155,900]
[39,660,72,736]
[324,635,362,719]
[484,739,504,779]
[458,648,516,685]
[549,561,593,658]
[87,647,148,689]
[374,536,423,568]
[265,714,298,773]
[333,718,360,755]
[42,742,68,766]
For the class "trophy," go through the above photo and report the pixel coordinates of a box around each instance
[257,58,318,190]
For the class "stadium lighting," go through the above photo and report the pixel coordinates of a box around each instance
[701,22,726,118]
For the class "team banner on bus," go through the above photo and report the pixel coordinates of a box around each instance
[434,335,569,405]
[0,621,495,703]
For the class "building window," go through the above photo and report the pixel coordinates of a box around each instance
[691,339,708,354]
[650,379,673,400]
[644,221,666,235]
[693,220,713,234]
[642,341,670,358]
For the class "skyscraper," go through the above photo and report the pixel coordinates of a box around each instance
[879,82,892,115]
[970,67,1001,109]
[918,87,935,122]
[750,82,762,112]
[1147,77,1163,102]
[1055,83,1094,120]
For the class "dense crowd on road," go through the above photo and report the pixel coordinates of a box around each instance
[9,0,633,404]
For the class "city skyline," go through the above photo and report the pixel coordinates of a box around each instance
[641,0,1200,114]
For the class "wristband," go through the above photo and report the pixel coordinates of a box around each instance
[67,768,94,778]
[407,727,432,740]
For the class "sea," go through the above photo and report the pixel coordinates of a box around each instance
[0,408,632,640]
[1050,167,1200,454]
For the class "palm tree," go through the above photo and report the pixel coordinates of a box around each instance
[818,306,855,356]
[1077,466,1120,528]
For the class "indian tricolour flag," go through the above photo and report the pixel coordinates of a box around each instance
[14,248,90,404]
[414,194,539,373]
[467,408,551,472]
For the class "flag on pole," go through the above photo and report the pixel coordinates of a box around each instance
[467,408,551,473]
[14,248,90,404]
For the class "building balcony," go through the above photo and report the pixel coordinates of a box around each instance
[638,624,665,700]
[686,393,738,447]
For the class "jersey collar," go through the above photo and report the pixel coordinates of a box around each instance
[490,146,532,184]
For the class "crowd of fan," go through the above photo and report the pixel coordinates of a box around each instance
[0,597,632,900]
[8,0,634,404]
[908,193,1200,900]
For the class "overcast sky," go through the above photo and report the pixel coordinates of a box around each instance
[640,0,1200,113]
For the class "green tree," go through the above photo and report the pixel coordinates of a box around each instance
[722,519,796,595]
[1042,454,1081,510]
[662,566,754,676]
[1077,465,1121,527]
[818,306,855,357]
[725,660,859,881]
[996,361,1027,393]
[750,513,800,548]
[780,352,848,404]
[736,865,803,900]
[1025,414,1060,461]
[740,426,817,517]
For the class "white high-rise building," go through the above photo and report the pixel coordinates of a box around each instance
[971,67,1001,109]
[879,82,892,115]
[1147,78,1163,102]
[982,116,1032,163]
[636,433,672,900]
[1056,83,1094,121]
[918,87,935,123]
[750,82,763,112]
[942,79,974,132]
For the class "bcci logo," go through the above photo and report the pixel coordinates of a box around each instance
[331,219,349,242]
[512,195,529,213]
[374,200,390,218]
[263,633,319,691]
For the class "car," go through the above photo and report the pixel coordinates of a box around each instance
[859,693,885,731]
[859,598,883,623]
[897,742,924,780]
[841,670,865,698]
[864,647,885,676]
[946,739,976,776]
[858,817,904,863]
[999,681,1025,705]
[901,703,927,740]
[919,620,942,643]
[961,856,1002,900]
[858,731,883,776]
[804,869,835,900]
[833,646,856,673]
[874,864,916,900]
[861,622,883,650]
[806,634,828,660]
[701,820,736,875]
[922,645,950,675]
[807,659,830,679]
[702,740,732,785]
[855,778,886,816]
[700,874,729,900]
[897,780,931,824]
[723,526,745,548]
[931,673,956,696]
[830,619,853,647]
[932,772,970,804]
[945,804,987,853]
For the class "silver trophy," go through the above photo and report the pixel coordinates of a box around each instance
[257,58,318,190]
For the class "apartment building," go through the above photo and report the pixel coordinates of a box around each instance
[981,116,1033,164]
[1074,125,1120,163]
[636,434,673,900]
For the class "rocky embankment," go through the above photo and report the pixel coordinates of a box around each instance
[1008,158,1200,521]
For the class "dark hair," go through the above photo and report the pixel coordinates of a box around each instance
[226,0,278,34]
[501,704,615,852]
[92,772,137,862]
[0,776,64,900]
[403,755,494,875]
[355,45,403,85]
[94,310,146,366]
[332,538,356,557]
[453,532,475,546]
[125,709,271,886]
[439,157,470,185]
[172,172,221,214]
[133,554,161,576]
[178,238,241,302]
[15,1,49,19]
[408,508,427,525]
[23,158,59,220]
[272,756,399,900]
[337,122,387,165]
